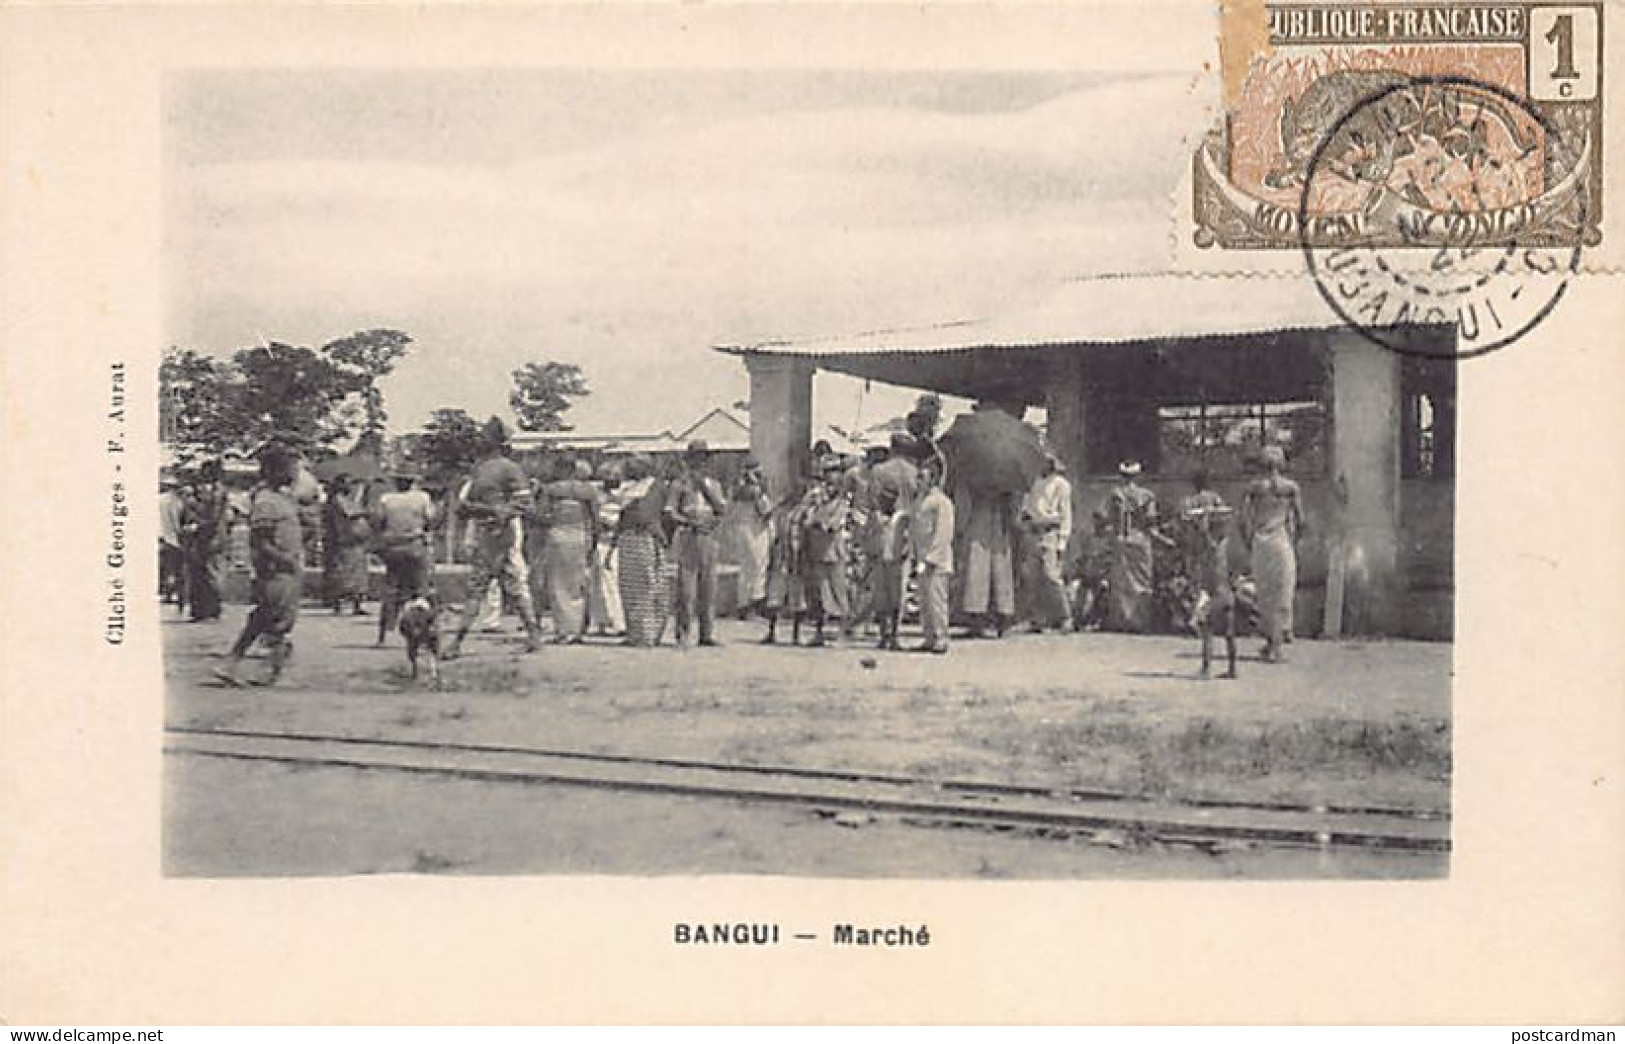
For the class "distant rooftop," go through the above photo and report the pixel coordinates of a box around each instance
[509,406,749,454]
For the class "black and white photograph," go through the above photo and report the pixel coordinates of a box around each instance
[160,63,1457,880]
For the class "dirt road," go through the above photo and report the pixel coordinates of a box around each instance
[164,610,1451,876]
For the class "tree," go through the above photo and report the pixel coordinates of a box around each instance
[324,328,413,439]
[159,329,415,462]
[159,348,242,455]
[509,361,589,432]
[412,408,487,486]
[230,341,351,452]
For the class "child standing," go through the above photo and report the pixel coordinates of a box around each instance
[801,463,851,648]
[760,484,808,645]
[1178,470,1237,679]
[909,457,955,655]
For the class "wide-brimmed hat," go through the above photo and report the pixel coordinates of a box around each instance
[1117,460,1142,477]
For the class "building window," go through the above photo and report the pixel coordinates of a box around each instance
[1157,400,1326,478]
[1412,394,1437,477]
[1402,359,1456,480]
[1402,388,1456,479]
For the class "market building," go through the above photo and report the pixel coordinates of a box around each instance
[716,272,1455,640]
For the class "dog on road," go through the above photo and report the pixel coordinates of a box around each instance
[398,595,442,686]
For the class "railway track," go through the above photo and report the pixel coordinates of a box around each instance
[165,725,1451,855]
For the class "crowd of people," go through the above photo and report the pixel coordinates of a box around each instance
[172,411,1307,687]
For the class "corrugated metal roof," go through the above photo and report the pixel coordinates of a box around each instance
[714,272,1355,359]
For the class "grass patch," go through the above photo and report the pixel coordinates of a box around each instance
[971,713,1451,805]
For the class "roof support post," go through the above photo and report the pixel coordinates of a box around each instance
[1327,330,1403,636]
[745,355,814,503]
[1044,349,1088,523]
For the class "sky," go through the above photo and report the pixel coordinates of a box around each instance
[166,68,1208,438]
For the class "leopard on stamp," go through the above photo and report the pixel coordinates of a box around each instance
[1196,1,1602,250]
[1194,1,1603,356]
[1298,73,1587,357]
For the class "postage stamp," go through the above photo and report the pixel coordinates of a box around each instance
[1194,1,1604,251]
[1300,73,1585,356]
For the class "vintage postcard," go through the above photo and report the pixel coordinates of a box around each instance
[2,0,1622,1026]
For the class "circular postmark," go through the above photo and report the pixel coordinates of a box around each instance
[1297,74,1589,359]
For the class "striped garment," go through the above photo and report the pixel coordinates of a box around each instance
[617,530,669,646]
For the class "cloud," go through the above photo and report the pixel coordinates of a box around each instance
[170,73,1210,433]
